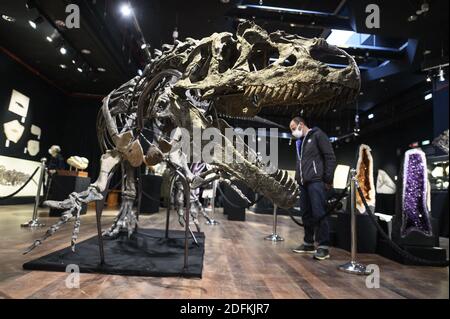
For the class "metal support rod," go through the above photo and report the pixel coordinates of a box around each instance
[264,204,284,241]
[206,179,219,225]
[338,169,370,275]
[165,174,177,239]
[21,158,46,228]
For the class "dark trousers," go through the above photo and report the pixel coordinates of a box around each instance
[299,181,330,248]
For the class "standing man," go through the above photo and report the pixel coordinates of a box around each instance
[290,117,336,260]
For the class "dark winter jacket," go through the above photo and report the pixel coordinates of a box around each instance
[294,127,336,185]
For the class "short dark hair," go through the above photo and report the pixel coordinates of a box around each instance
[291,116,307,126]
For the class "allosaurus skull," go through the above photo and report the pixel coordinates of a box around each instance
[174,21,360,117]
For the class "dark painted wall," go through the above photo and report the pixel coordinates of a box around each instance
[0,51,102,205]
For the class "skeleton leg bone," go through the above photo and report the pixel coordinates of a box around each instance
[104,161,138,238]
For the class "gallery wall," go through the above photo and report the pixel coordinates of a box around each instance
[0,50,103,205]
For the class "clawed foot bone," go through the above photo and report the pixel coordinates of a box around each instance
[103,199,137,238]
[23,187,103,254]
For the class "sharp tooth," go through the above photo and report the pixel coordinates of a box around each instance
[271,87,278,99]
[278,86,286,99]
[280,170,288,185]
[297,88,304,100]
[255,86,263,95]
[292,83,299,97]
[244,87,251,96]
[284,84,293,101]
[249,86,257,96]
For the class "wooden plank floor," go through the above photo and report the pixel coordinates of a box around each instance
[0,204,448,299]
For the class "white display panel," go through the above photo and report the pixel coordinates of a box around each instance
[8,89,30,122]
[333,164,350,189]
[0,155,42,197]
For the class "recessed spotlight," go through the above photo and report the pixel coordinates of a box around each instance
[368,113,375,120]
[439,68,445,82]
[77,67,83,73]
[379,78,385,83]
[141,43,147,50]
[60,64,67,69]
[359,91,364,96]
[60,47,67,55]
[426,75,432,82]
[28,20,37,29]
[137,69,143,76]
[2,14,16,22]
[81,49,91,55]
[97,67,106,72]
[120,4,133,17]
[424,93,433,100]
[46,36,53,42]
[72,59,76,64]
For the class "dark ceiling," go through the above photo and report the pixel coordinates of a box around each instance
[0,0,448,133]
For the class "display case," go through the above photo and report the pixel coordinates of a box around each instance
[427,155,449,191]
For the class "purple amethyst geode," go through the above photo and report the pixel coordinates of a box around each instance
[401,149,432,237]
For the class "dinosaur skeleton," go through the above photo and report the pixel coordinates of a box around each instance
[25,21,360,253]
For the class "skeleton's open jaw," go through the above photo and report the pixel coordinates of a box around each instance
[206,81,358,117]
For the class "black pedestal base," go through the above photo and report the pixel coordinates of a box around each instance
[23,228,205,278]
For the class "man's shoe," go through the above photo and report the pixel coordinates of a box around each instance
[313,248,330,260]
[293,244,316,254]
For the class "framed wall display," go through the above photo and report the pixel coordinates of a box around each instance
[0,155,42,197]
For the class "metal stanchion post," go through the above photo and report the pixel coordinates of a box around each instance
[264,204,284,241]
[338,169,370,275]
[206,179,219,225]
[21,158,46,228]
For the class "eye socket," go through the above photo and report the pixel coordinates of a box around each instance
[247,43,279,71]
[188,47,211,83]
[281,54,297,67]
[310,48,347,69]
[218,40,240,74]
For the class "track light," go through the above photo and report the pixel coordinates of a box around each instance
[28,20,37,29]
[120,4,132,17]
[28,16,43,29]
[439,68,445,82]
[2,14,16,22]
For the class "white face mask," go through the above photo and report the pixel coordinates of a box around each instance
[292,127,304,139]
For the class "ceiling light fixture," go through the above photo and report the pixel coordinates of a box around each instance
[77,67,83,73]
[368,113,375,120]
[28,20,37,29]
[81,49,91,55]
[426,74,432,82]
[141,43,147,50]
[137,69,143,76]
[97,67,106,72]
[46,36,53,42]
[59,47,67,55]
[424,93,433,100]
[1,14,16,22]
[120,3,133,17]
[60,64,67,69]
[439,67,445,82]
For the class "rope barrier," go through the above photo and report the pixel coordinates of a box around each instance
[0,167,40,201]
[288,184,349,227]
[357,186,449,267]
